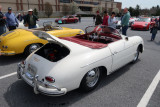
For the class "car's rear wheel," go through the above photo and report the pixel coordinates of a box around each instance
[24,43,41,56]
[80,67,101,92]
[75,20,78,23]
[132,47,140,63]
[63,20,66,24]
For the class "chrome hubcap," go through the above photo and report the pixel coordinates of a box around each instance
[134,50,138,61]
[29,44,39,53]
[86,68,100,87]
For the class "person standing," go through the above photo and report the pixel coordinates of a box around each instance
[93,15,96,23]
[24,9,39,29]
[108,12,117,29]
[150,24,158,41]
[0,5,6,35]
[102,11,109,26]
[5,7,19,31]
[121,8,130,36]
[78,15,81,23]
[17,13,23,22]
[95,11,102,25]
[159,16,160,30]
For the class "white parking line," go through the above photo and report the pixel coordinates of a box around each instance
[0,72,17,80]
[137,70,160,107]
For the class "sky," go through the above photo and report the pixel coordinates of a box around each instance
[114,0,160,9]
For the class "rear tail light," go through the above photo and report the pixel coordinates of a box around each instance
[22,61,26,65]
[45,76,55,83]
[21,61,26,68]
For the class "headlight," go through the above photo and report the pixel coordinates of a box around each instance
[145,23,148,26]
[2,45,8,49]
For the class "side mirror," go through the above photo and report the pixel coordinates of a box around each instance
[125,36,129,41]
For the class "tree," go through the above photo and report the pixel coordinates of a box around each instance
[113,8,119,14]
[33,8,38,16]
[128,7,134,16]
[134,5,140,17]
[69,1,80,15]
[62,4,71,16]
[44,2,53,18]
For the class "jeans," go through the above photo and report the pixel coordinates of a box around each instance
[0,26,6,35]
[122,26,128,36]
[151,34,156,40]
[28,25,37,29]
[8,26,16,31]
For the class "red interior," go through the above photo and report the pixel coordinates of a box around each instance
[59,32,121,49]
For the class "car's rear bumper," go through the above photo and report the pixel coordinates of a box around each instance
[17,63,67,96]
[0,50,16,56]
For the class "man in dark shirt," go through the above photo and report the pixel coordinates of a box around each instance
[95,11,102,25]
[24,9,39,29]
[0,6,6,35]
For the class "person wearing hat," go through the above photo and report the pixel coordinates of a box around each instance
[17,13,23,22]
[5,7,19,31]
[95,11,102,26]
[24,9,39,29]
[0,5,6,35]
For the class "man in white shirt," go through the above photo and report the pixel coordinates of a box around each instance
[108,12,117,29]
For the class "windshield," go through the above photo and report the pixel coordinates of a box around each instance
[33,31,57,42]
[137,18,151,22]
[116,17,121,21]
[85,26,121,37]
[62,16,67,18]
[43,21,58,27]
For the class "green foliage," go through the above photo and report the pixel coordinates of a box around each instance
[44,2,53,18]
[33,8,38,16]
[62,4,70,16]
[128,5,160,16]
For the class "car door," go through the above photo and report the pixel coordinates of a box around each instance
[123,37,137,63]
[108,39,125,72]
[68,16,72,23]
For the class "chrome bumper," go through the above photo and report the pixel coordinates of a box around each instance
[17,63,67,96]
[0,50,16,56]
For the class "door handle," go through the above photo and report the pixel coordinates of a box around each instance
[113,51,118,55]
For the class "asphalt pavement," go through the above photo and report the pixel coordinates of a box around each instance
[0,17,160,107]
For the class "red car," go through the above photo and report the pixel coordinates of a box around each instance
[55,15,79,24]
[131,17,155,30]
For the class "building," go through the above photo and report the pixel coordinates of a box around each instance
[0,0,121,17]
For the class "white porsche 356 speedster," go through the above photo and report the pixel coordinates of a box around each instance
[17,25,144,96]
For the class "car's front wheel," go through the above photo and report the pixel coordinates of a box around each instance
[80,67,101,92]
[132,47,140,63]
[25,43,41,56]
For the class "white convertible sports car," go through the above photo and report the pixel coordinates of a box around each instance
[17,25,144,96]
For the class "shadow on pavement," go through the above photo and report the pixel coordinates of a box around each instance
[0,54,26,66]
[3,61,138,107]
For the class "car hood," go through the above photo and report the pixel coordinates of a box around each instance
[133,21,149,26]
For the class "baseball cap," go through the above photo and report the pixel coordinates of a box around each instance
[8,7,12,10]
[28,9,33,11]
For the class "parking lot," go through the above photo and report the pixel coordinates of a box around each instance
[0,17,160,107]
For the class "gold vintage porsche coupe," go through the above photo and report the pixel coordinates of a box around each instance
[0,22,84,56]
